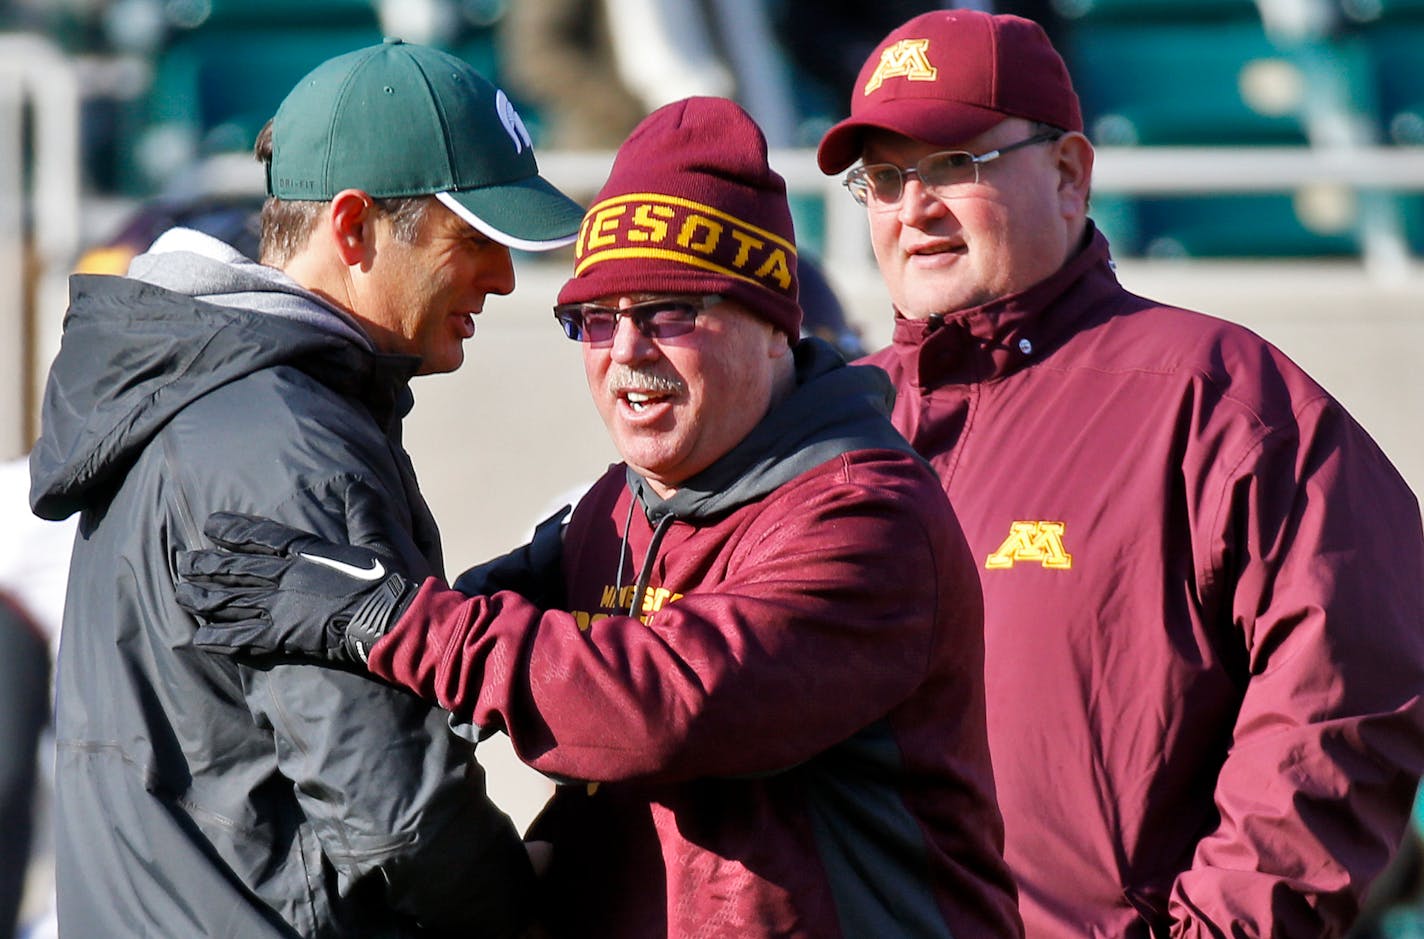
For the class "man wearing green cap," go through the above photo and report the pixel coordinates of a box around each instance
[27,40,584,938]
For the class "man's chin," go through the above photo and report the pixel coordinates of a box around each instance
[416,348,465,376]
[896,282,994,319]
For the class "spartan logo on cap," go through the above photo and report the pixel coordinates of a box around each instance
[496,89,533,154]
[863,39,938,95]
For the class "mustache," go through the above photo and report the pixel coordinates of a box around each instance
[606,366,685,396]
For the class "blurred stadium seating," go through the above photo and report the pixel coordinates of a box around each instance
[1058,0,1403,258]
[1,0,1421,453]
[3,0,1419,260]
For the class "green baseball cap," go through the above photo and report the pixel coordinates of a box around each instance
[268,38,583,251]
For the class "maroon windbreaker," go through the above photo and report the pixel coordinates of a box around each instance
[368,345,1022,937]
[863,228,1424,937]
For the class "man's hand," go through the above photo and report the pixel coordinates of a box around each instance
[175,512,417,665]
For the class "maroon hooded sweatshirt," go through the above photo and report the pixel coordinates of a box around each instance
[368,342,1023,938]
[863,226,1424,937]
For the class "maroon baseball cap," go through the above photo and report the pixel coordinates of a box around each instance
[817,10,1083,174]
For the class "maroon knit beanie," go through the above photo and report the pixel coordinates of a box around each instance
[557,96,802,339]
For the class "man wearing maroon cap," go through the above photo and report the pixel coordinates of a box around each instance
[817,8,1424,937]
[173,96,1024,938]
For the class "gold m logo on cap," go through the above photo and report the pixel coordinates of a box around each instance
[574,193,795,295]
[985,521,1073,570]
[864,39,938,95]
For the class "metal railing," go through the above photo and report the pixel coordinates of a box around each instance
[0,34,81,461]
[541,146,1424,285]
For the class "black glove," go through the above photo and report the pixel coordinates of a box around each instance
[175,512,417,665]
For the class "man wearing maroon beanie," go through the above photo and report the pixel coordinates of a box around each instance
[818,9,1424,938]
[174,96,1024,937]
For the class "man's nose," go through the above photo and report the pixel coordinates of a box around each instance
[481,246,516,296]
[897,176,947,224]
[609,312,656,363]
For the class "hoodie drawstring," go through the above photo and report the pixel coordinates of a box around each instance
[628,513,676,617]
[613,495,636,601]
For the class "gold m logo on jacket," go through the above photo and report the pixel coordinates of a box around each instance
[864,39,938,94]
[985,521,1073,570]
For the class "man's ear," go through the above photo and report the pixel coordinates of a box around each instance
[328,189,377,268]
[1055,132,1094,220]
[768,324,795,361]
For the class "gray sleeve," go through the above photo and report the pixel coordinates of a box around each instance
[243,661,533,935]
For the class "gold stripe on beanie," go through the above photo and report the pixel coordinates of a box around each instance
[574,192,797,295]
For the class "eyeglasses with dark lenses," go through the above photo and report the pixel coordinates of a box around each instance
[843,131,1064,208]
[553,295,723,346]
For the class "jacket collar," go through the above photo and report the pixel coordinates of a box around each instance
[888,225,1119,389]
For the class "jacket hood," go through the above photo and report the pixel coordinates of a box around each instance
[30,228,411,520]
[127,227,372,344]
[630,337,920,523]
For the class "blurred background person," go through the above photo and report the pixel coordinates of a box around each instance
[498,0,645,150]
[0,591,50,939]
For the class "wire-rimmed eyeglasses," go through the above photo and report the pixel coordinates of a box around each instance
[553,295,723,346]
[843,131,1064,208]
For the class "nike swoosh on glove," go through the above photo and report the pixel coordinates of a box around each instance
[174,512,417,665]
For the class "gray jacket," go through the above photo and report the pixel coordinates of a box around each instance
[30,230,532,938]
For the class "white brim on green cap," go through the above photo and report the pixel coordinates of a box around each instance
[436,177,583,252]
